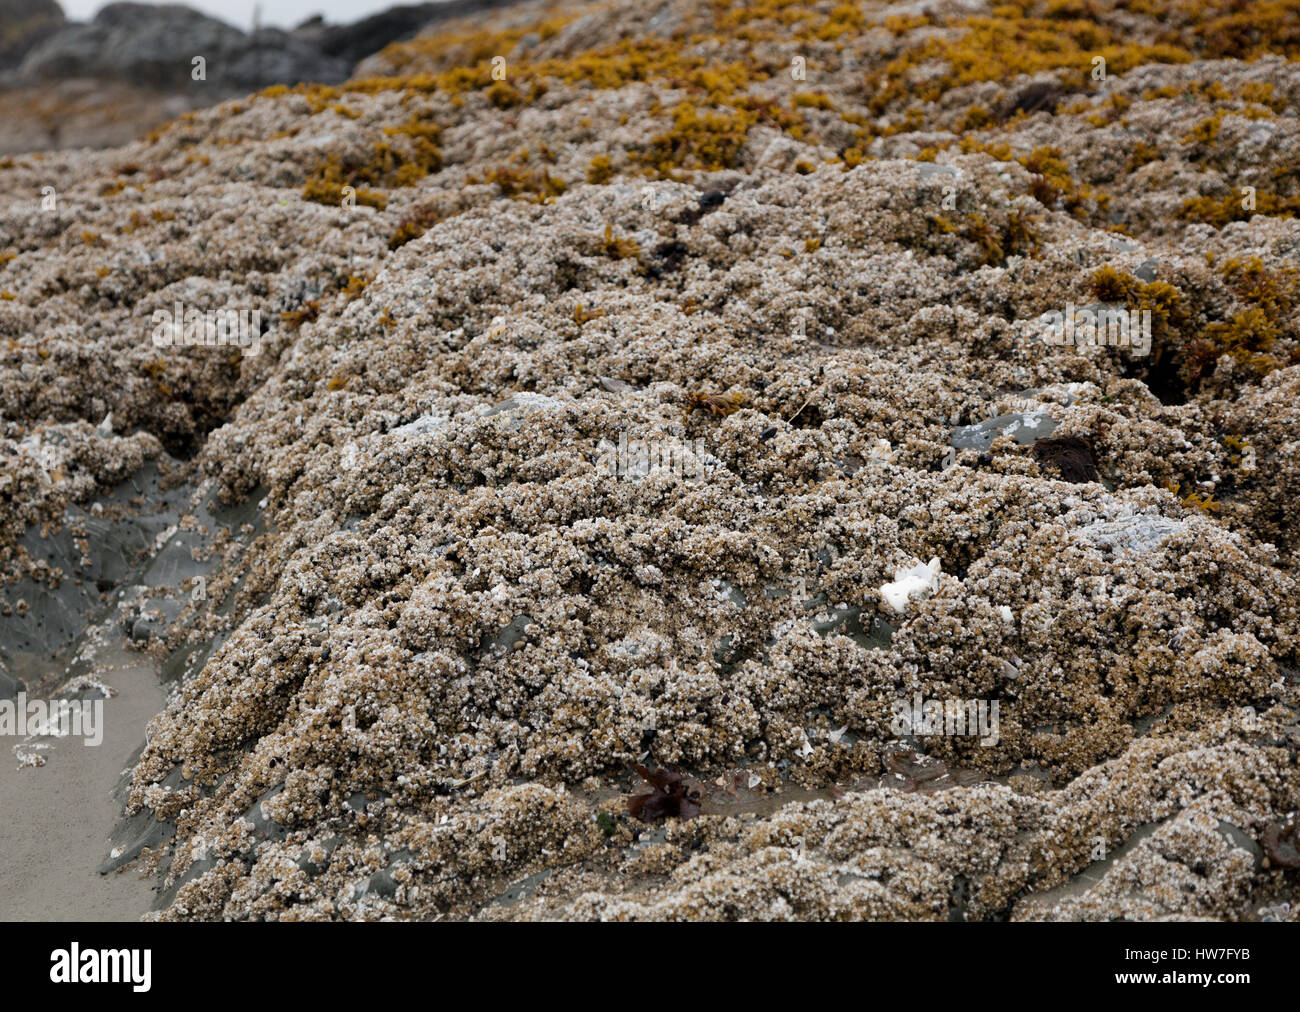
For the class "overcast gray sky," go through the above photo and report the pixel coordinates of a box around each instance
[59,0,408,31]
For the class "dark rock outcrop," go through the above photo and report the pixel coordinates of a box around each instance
[295,1,520,68]
[15,2,350,92]
[0,0,66,69]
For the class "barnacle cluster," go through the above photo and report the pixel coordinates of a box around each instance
[0,0,1298,921]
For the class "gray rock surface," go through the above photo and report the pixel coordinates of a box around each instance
[16,3,350,91]
[0,0,65,70]
[296,0,519,68]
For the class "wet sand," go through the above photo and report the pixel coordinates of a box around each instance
[0,646,163,921]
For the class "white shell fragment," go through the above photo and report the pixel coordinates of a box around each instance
[879,557,942,614]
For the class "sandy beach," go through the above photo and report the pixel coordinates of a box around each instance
[0,645,163,920]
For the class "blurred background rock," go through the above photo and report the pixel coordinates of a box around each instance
[0,0,514,153]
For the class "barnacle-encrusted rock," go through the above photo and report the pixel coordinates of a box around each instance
[1,0,1298,921]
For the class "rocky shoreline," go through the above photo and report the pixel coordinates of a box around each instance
[0,0,1298,920]
[0,0,518,153]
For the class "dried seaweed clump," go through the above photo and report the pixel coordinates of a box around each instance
[687,390,744,417]
[627,766,702,823]
[389,204,443,250]
[1032,434,1100,483]
[302,118,443,208]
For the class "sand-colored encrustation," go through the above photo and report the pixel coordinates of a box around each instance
[1,0,1297,920]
